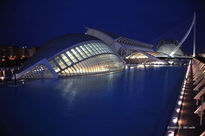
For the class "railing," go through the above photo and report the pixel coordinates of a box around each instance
[165,60,191,136]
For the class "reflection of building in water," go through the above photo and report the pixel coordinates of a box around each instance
[55,73,119,103]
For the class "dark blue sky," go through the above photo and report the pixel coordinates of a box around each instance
[0,0,205,54]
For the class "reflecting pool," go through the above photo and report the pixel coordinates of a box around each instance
[0,66,186,136]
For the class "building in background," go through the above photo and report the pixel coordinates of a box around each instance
[0,45,40,59]
[21,46,40,58]
[156,39,184,57]
[0,45,40,68]
[0,46,21,58]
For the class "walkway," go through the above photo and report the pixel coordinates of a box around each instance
[175,60,205,136]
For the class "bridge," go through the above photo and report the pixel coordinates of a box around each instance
[86,13,197,65]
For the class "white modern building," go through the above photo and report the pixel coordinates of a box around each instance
[16,34,124,79]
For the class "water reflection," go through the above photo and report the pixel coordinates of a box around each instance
[54,73,121,105]
[0,66,186,136]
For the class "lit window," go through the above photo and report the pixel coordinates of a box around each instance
[92,43,102,52]
[70,66,77,74]
[95,43,104,53]
[49,60,60,72]
[88,43,99,54]
[64,69,69,74]
[71,49,83,61]
[60,53,72,66]
[84,44,95,55]
[75,47,87,58]
[66,51,78,63]
[96,43,106,53]
[80,46,91,57]
[67,67,73,73]
[55,56,67,69]
[75,64,82,73]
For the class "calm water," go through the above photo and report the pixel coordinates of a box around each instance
[0,66,186,136]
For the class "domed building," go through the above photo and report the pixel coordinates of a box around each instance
[156,39,184,57]
[16,34,124,79]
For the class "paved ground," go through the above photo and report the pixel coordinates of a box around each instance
[175,64,205,136]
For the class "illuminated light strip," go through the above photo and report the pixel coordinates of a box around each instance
[165,60,191,136]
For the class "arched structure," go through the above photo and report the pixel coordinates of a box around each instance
[16,34,124,79]
[170,13,196,57]
[86,28,167,64]
[156,39,184,57]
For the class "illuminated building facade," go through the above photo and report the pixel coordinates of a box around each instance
[16,28,190,79]
[0,46,22,58]
[16,34,124,79]
[86,28,167,64]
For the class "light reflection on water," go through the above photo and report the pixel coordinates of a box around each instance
[0,66,186,136]
[55,73,120,106]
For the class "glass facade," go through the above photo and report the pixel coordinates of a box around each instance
[20,64,53,79]
[48,41,124,77]
[18,41,124,79]
[126,51,159,59]
[58,54,123,76]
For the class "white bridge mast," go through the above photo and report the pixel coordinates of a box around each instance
[170,13,196,57]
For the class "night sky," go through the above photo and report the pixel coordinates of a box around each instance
[0,0,205,54]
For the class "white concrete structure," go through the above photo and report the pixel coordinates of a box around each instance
[16,34,124,79]
[86,27,167,64]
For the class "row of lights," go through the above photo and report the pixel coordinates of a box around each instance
[167,60,191,136]
[125,62,166,70]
